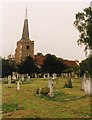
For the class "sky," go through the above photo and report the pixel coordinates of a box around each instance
[0,0,91,62]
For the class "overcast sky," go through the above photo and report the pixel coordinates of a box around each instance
[0,0,91,61]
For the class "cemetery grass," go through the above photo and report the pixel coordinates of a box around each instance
[2,77,92,118]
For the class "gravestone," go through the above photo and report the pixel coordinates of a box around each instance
[61,73,64,77]
[21,74,24,82]
[8,75,11,87]
[43,74,46,78]
[39,88,42,95]
[48,77,54,97]
[81,73,86,91]
[84,78,91,96]
[35,73,37,78]
[75,74,78,79]
[52,73,57,80]
[27,76,30,81]
[82,76,92,96]
[12,72,16,80]
[47,73,50,79]
[64,76,73,88]
[17,81,20,91]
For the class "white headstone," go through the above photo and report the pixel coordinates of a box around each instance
[27,76,30,81]
[48,77,54,97]
[17,81,20,91]
[75,74,78,79]
[84,77,92,96]
[43,74,46,78]
[12,72,16,80]
[39,88,42,95]
[47,73,50,79]
[52,73,57,80]
[35,73,37,78]
[61,73,64,77]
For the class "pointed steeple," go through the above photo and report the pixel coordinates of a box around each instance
[25,6,27,19]
[22,6,29,39]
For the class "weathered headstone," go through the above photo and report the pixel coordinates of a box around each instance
[35,73,37,78]
[8,75,11,87]
[21,74,24,82]
[17,81,20,91]
[12,72,16,80]
[82,77,92,96]
[61,73,64,77]
[52,73,57,80]
[64,76,73,88]
[47,73,50,79]
[81,73,86,91]
[75,74,78,79]
[43,74,46,78]
[39,88,42,95]
[48,77,54,97]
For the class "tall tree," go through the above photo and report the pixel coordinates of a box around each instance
[17,56,37,75]
[74,7,92,54]
[74,6,92,77]
[2,58,16,77]
[80,57,92,76]
[42,54,67,74]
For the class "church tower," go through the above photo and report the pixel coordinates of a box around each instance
[15,7,34,63]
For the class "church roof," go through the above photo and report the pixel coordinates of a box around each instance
[34,55,78,67]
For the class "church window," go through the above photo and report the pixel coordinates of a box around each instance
[26,45,29,49]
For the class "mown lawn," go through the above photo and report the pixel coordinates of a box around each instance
[2,77,92,118]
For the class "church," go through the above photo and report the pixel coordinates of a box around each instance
[15,7,34,63]
[15,7,78,68]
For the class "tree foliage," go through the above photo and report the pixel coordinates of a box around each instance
[42,54,67,74]
[17,56,37,75]
[2,58,16,77]
[74,7,92,52]
[36,52,44,56]
[80,57,92,76]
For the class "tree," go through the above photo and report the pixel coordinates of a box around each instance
[74,7,92,53]
[74,6,92,77]
[36,52,44,56]
[42,54,67,74]
[17,56,37,75]
[2,58,16,77]
[80,57,92,76]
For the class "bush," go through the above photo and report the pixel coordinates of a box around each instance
[41,87,50,96]
[35,87,50,96]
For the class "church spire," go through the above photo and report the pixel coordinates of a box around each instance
[25,6,27,19]
[22,6,29,39]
